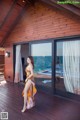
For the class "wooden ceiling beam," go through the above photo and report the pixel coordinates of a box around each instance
[0,3,31,47]
[73,4,80,9]
[57,3,80,17]
[0,0,18,29]
[0,0,36,47]
[40,0,62,10]
[40,0,80,17]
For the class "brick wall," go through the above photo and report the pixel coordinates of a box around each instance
[4,2,80,81]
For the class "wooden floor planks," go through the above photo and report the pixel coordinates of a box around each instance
[0,82,80,120]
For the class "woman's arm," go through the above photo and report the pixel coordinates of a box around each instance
[27,65,34,79]
[25,67,27,73]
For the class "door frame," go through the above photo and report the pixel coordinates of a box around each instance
[29,40,53,94]
[13,43,30,82]
[13,35,80,101]
[54,36,80,101]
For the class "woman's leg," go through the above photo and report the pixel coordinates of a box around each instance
[21,80,32,112]
[27,85,33,109]
[27,84,36,109]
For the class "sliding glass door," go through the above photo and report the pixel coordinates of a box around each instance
[55,40,80,95]
[31,42,52,92]
[30,39,80,96]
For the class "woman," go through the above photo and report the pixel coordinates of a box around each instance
[21,56,37,112]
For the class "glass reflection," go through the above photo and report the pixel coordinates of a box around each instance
[56,41,80,95]
[31,43,52,90]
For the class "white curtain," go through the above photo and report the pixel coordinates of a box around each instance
[63,40,80,94]
[14,45,23,83]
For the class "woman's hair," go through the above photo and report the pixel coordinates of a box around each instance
[28,56,34,68]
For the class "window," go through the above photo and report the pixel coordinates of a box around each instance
[31,42,52,91]
[55,40,80,95]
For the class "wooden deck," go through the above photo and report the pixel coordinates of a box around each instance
[0,82,80,120]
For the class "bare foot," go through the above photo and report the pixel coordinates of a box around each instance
[21,106,27,113]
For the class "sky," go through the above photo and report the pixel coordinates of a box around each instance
[31,43,52,56]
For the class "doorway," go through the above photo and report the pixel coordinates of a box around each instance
[21,44,29,82]
[55,38,80,101]
[13,37,80,101]
[14,43,29,83]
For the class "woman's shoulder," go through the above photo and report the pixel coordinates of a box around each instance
[29,64,33,69]
[26,64,33,70]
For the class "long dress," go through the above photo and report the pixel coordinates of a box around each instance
[22,69,37,102]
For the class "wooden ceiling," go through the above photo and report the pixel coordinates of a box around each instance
[0,0,80,47]
[0,0,34,47]
[40,0,80,16]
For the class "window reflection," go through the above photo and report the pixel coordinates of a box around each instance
[31,43,52,90]
[56,41,80,95]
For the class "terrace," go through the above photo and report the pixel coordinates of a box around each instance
[0,82,80,120]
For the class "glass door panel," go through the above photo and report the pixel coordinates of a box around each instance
[55,40,80,95]
[31,42,52,92]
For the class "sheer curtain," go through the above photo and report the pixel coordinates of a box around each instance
[63,40,80,94]
[14,45,23,83]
